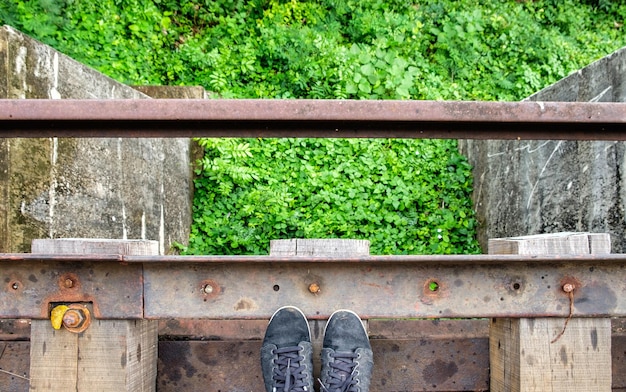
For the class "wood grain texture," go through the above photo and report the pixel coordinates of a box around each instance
[29,322,78,391]
[520,318,611,390]
[489,318,520,392]
[487,231,610,255]
[489,232,612,392]
[31,238,159,255]
[28,239,158,392]
[270,238,370,256]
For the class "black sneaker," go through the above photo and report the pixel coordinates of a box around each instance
[261,306,314,392]
[319,310,373,392]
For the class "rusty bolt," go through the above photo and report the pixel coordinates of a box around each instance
[308,282,321,294]
[62,305,91,333]
[200,280,220,299]
[62,309,85,328]
[563,283,575,293]
[64,278,74,288]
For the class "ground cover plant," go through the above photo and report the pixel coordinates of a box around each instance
[2,0,624,254]
[191,138,478,254]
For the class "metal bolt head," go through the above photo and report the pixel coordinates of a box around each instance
[62,309,85,328]
[200,280,220,299]
[563,283,575,293]
[62,305,91,333]
[64,278,74,288]
[308,282,320,294]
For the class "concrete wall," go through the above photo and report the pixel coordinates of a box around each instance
[460,46,626,252]
[4,23,623,255]
[0,25,193,253]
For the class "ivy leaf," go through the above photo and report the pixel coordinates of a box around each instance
[360,63,375,76]
[358,80,371,93]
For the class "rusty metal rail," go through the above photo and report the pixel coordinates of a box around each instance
[2,99,626,320]
[2,253,626,320]
[3,252,626,264]
[0,99,625,139]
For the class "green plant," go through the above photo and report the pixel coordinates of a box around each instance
[186,138,480,255]
[0,0,68,46]
[1,0,181,84]
[3,1,624,97]
[2,0,625,255]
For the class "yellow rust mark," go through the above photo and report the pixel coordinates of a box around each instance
[234,298,258,311]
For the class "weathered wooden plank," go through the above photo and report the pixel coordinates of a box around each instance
[30,318,159,392]
[31,238,160,255]
[126,320,158,392]
[521,318,610,388]
[491,317,612,390]
[269,238,370,256]
[489,232,613,392]
[489,318,520,391]
[488,232,592,255]
[29,239,159,392]
[68,320,158,391]
[29,322,78,391]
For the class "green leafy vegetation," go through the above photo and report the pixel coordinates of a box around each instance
[0,0,178,84]
[2,0,624,99]
[2,1,625,254]
[189,138,478,255]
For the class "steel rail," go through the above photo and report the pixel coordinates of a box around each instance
[3,252,626,319]
[2,253,626,265]
[0,99,625,139]
[2,98,626,319]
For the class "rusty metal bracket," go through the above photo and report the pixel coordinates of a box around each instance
[142,258,625,319]
[1,258,143,319]
[3,253,625,319]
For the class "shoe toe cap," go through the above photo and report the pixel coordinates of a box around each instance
[263,306,311,347]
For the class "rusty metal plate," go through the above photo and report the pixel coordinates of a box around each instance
[0,342,30,392]
[0,319,30,341]
[143,260,626,319]
[157,340,264,391]
[1,260,142,319]
[0,99,625,140]
[156,337,489,392]
[158,319,267,340]
[368,319,489,339]
[371,337,489,391]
